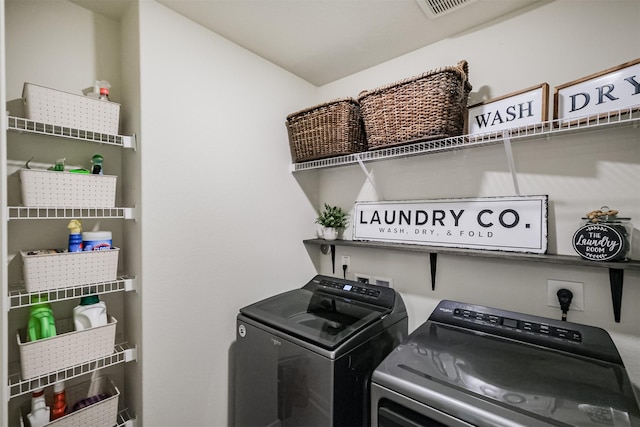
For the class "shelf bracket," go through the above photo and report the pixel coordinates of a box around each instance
[429,253,437,290]
[356,154,382,200]
[609,268,624,323]
[502,130,521,196]
[331,244,336,274]
[319,244,336,274]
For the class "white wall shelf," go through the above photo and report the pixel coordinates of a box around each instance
[8,206,136,220]
[8,276,136,309]
[290,108,640,172]
[7,116,136,149]
[8,342,136,398]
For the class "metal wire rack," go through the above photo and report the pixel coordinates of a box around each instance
[8,342,136,398]
[7,116,136,149]
[290,107,640,171]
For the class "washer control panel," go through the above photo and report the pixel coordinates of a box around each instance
[319,279,382,298]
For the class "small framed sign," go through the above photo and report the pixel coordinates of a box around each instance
[353,195,548,254]
[554,58,640,123]
[468,84,549,135]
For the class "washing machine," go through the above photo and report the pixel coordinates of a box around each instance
[371,300,640,427]
[234,274,408,427]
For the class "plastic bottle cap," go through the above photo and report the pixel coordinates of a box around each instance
[54,382,65,393]
[80,295,100,306]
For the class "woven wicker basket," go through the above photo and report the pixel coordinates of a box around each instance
[357,60,472,149]
[286,98,367,162]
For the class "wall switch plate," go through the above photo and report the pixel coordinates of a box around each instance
[547,279,584,311]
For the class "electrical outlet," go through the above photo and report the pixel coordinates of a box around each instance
[547,280,584,311]
[374,276,393,288]
[354,273,371,284]
[341,256,350,272]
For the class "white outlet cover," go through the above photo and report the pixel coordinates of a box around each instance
[547,279,584,311]
[374,276,393,288]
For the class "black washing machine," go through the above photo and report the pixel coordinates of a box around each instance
[371,300,640,427]
[234,275,408,427]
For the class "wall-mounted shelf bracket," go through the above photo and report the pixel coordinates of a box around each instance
[430,253,437,290]
[319,243,336,273]
[609,268,624,323]
[502,130,521,196]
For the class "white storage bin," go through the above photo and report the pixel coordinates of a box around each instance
[23,83,120,135]
[17,316,117,379]
[20,169,117,208]
[21,248,120,292]
[19,375,120,427]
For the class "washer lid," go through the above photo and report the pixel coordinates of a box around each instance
[374,320,640,427]
[239,287,390,350]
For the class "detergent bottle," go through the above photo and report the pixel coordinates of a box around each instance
[91,154,104,175]
[68,219,83,252]
[27,388,50,427]
[28,295,57,342]
[73,293,107,331]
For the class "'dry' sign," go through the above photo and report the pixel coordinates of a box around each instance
[554,58,640,122]
[353,195,548,254]
[468,84,549,135]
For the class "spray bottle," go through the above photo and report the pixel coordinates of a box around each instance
[51,381,68,420]
[68,219,83,252]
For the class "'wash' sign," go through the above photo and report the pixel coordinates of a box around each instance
[554,58,640,122]
[468,84,549,135]
[353,195,548,253]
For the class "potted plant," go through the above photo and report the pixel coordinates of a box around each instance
[316,203,349,241]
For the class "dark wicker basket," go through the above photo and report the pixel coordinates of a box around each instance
[357,60,472,149]
[286,98,367,162]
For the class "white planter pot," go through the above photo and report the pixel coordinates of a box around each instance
[322,227,338,241]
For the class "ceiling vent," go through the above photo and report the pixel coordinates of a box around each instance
[415,0,477,19]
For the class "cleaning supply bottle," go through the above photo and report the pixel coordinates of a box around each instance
[91,154,104,175]
[51,381,67,420]
[27,388,50,427]
[68,219,83,252]
[73,293,107,331]
[28,295,57,341]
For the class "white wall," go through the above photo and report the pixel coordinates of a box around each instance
[316,0,640,387]
[136,2,318,425]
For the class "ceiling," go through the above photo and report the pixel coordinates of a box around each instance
[71,0,544,86]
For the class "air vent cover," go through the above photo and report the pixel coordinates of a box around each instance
[416,0,477,18]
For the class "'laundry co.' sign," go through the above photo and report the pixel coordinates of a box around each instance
[353,195,548,253]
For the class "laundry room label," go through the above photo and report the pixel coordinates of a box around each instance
[572,223,626,261]
[554,58,640,123]
[468,84,549,135]
[353,195,548,253]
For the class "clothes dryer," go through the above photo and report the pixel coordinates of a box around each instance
[371,300,640,427]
